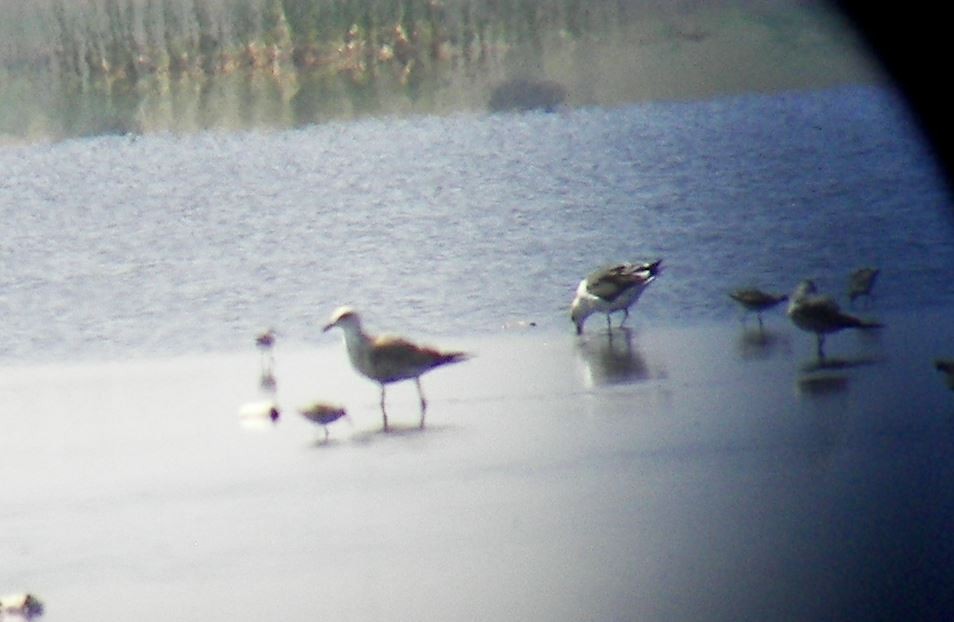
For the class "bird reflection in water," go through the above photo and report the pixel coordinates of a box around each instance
[797,373,851,397]
[735,327,791,361]
[575,326,651,387]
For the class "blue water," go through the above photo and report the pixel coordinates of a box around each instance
[0,84,951,363]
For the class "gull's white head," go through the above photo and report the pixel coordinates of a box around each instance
[792,280,818,301]
[570,282,595,335]
[323,306,362,333]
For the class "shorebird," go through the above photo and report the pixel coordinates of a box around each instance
[255,328,278,374]
[299,402,349,442]
[786,279,883,360]
[936,359,954,390]
[848,267,880,305]
[729,288,788,331]
[322,306,470,431]
[570,259,662,334]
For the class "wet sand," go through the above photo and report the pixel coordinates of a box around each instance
[1,307,953,620]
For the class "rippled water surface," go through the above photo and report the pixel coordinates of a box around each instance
[1,85,950,362]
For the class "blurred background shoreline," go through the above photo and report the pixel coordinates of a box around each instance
[0,0,883,142]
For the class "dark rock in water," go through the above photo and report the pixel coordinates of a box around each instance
[488,78,567,113]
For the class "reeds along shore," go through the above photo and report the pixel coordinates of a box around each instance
[0,0,632,136]
[0,1,873,139]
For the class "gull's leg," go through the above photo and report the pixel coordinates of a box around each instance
[619,308,630,327]
[816,334,826,361]
[380,385,389,432]
[415,377,427,429]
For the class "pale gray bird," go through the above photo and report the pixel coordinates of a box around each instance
[570,259,662,334]
[787,279,882,360]
[323,307,470,431]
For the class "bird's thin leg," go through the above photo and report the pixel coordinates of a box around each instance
[606,314,613,332]
[416,377,427,429]
[816,334,826,361]
[757,313,764,333]
[323,426,330,443]
[379,385,389,432]
[619,308,630,327]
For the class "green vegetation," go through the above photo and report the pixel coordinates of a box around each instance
[0,1,878,141]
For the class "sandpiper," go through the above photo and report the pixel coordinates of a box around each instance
[570,259,662,334]
[848,267,879,305]
[936,359,954,390]
[787,279,882,360]
[299,402,349,441]
[322,306,470,431]
[729,288,788,330]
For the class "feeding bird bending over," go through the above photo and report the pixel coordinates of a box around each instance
[322,306,470,431]
[786,279,882,360]
[570,259,662,334]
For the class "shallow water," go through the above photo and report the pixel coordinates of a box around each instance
[0,85,951,363]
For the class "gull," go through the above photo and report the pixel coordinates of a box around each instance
[848,267,880,305]
[299,402,349,442]
[729,288,788,331]
[787,279,883,360]
[570,259,662,334]
[322,306,470,431]
[936,359,954,390]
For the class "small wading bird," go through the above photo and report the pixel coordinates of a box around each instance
[299,402,349,442]
[729,288,788,331]
[570,259,662,335]
[787,279,883,360]
[255,328,278,374]
[848,267,880,305]
[323,306,470,431]
[936,359,954,390]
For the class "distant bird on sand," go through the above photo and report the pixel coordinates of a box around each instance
[299,402,349,442]
[848,267,880,305]
[787,279,883,360]
[729,288,788,330]
[570,260,662,334]
[323,306,470,431]
[936,359,954,390]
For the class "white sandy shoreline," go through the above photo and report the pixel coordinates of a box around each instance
[1,305,952,620]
